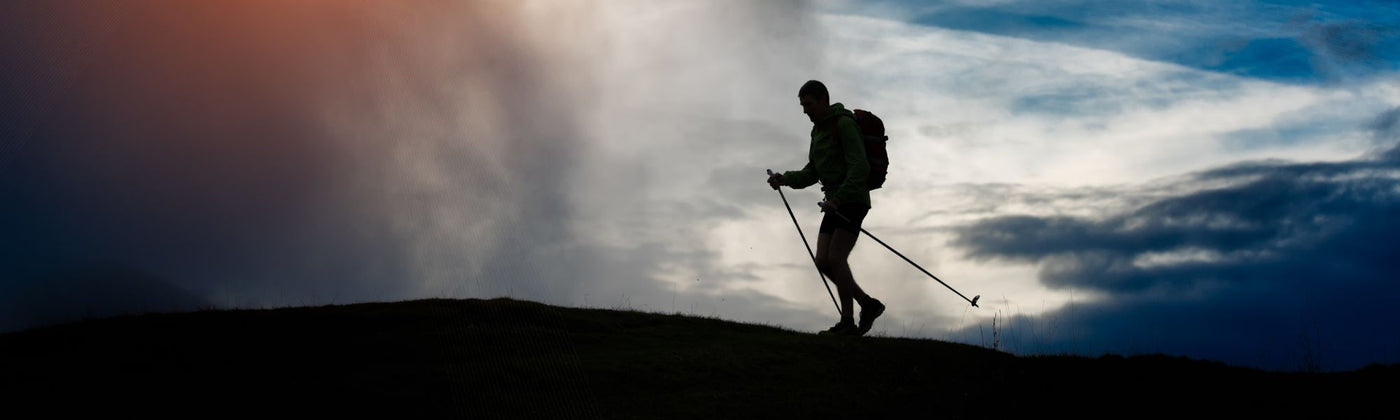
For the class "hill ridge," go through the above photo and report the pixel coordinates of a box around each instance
[1,297,1392,418]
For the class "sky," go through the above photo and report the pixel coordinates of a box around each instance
[2,0,1398,372]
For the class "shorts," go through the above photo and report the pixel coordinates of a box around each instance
[818,206,870,235]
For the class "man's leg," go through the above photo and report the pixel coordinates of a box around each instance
[814,233,853,323]
[825,228,871,311]
[829,227,885,334]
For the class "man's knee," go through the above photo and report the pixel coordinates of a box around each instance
[814,256,832,275]
[816,256,847,275]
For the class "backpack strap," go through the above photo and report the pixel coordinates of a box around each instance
[823,114,854,193]
[830,114,852,148]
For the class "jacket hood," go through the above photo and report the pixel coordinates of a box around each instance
[820,103,855,123]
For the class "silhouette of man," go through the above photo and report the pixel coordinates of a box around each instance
[768,80,885,336]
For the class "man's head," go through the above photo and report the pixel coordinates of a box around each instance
[799,80,829,123]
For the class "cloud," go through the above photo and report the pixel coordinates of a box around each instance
[946,108,1400,371]
[1376,106,1400,142]
[1296,18,1400,81]
[0,0,840,332]
[0,0,598,327]
[671,9,1396,342]
[848,0,1400,84]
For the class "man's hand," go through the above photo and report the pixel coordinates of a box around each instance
[767,173,784,190]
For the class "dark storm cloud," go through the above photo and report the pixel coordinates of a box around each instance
[957,166,1400,294]
[0,1,583,330]
[947,109,1400,371]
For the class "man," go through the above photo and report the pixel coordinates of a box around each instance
[768,80,885,336]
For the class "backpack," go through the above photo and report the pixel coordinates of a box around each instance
[832,109,889,190]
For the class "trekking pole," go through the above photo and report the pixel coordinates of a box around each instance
[819,201,980,307]
[768,170,841,316]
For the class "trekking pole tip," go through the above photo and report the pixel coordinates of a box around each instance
[971,295,980,307]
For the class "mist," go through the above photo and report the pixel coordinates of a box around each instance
[1,0,830,331]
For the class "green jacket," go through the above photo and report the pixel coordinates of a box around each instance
[783,103,871,209]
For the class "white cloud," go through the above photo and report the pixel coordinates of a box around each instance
[627,11,1400,333]
[825,13,1396,184]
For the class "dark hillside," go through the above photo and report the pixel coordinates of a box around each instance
[1,298,1392,418]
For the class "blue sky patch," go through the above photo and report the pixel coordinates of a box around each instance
[847,0,1400,85]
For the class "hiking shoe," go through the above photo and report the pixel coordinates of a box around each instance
[857,298,885,335]
[819,320,859,336]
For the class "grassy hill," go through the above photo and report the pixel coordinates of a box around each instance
[1,298,1392,418]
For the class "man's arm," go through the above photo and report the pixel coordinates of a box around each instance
[782,161,818,189]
